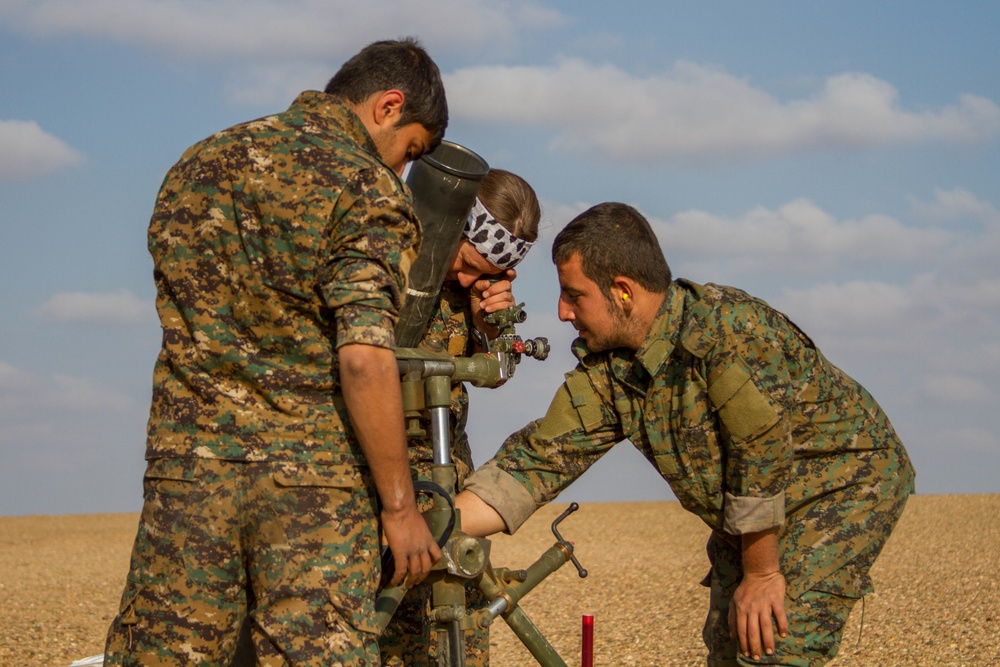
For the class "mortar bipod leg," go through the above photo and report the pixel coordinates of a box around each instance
[425,373,468,667]
[501,607,568,667]
[433,619,466,667]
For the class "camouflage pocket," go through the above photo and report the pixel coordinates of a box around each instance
[139,459,204,551]
[143,457,201,482]
[327,590,380,637]
[653,451,687,479]
[103,585,142,666]
[110,585,140,634]
[708,360,779,442]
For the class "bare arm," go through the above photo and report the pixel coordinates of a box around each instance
[455,490,508,536]
[339,343,440,585]
[728,527,789,661]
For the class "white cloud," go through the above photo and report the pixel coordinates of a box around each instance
[32,289,152,325]
[0,360,143,506]
[538,199,592,240]
[651,198,951,276]
[0,119,83,179]
[0,0,564,60]
[637,192,997,374]
[0,0,566,105]
[772,270,1000,368]
[225,63,333,108]
[524,194,999,383]
[0,360,134,415]
[445,59,1000,161]
[779,279,914,335]
[910,188,1000,227]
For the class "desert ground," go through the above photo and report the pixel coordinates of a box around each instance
[1,494,997,666]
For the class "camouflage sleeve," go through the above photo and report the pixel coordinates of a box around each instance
[465,370,624,533]
[318,168,419,350]
[708,336,794,534]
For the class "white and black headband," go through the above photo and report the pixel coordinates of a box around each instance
[464,198,534,269]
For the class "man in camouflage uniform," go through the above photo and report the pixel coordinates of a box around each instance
[457,202,915,667]
[380,171,540,667]
[104,39,448,667]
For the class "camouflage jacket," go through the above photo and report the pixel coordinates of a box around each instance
[466,279,915,597]
[145,91,420,467]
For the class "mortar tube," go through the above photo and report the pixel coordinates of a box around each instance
[395,141,489,348]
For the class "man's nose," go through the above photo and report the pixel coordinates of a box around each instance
[557,297,573,322]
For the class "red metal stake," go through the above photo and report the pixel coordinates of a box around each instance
[582,614,594,667]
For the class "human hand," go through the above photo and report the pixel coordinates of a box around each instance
[380,504,441,587]
[728,570,789,660]
[471,268,517,334]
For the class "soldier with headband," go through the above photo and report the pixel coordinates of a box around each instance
[380,168,540,667]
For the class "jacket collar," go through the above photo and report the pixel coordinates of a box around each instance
[634,283,686,377]
[289,91,382,162]
[569,281,687,382]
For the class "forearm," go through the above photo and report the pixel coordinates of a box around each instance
[461,461,540,534]
[338,343,415,513]
[741,526,781,575]
[455,490,508,536]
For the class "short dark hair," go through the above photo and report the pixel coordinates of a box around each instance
[325,38,448,148]
[478,169,540,242]
[553,202,672,297]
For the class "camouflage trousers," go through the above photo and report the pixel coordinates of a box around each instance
[378,579,490,667]
[703,569,858,667]
[104,457,381,667]
[701,487,911,666]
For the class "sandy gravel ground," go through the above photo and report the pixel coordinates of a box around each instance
[2,494,997,666]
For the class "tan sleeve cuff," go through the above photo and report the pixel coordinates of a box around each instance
[723,491,785,534]
[462,463,538,534]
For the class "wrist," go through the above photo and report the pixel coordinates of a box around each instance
[378,485,418,516]
[741,569,783,580]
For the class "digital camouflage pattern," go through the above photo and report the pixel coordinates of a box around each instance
[105,459,381,667]
[465,279,914,662]
[106,92,421,666]
[701,530,895,667]
[380,282,489,666]
[145,90,420,467]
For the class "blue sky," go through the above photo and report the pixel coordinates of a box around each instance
[1,1,998,516]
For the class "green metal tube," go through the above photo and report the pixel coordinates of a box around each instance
[497,543,571,610]
[374,583,409,636]
[502,606,568,667]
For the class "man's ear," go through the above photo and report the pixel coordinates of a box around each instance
[372,89,405,128]
[612,277,636,313]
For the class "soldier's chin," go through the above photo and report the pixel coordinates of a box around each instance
[580,332,602,351]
